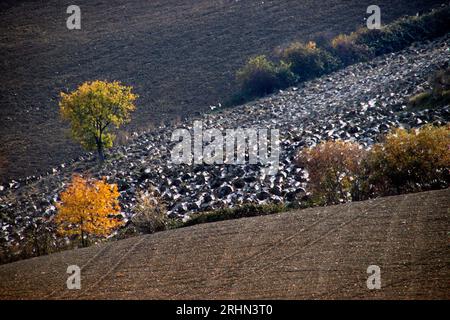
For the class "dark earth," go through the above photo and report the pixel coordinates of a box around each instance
[0,188,448,299]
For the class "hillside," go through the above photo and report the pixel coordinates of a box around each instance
[0,188,448,299]
[1,33,449,261]
[0,0,445,183]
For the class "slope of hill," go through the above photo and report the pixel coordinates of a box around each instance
[0,188,448,299]
[1,34,449,260]
[0,0,445,182]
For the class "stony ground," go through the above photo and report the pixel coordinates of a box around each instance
[1,35,449,254]
[0,188,448,299]
[0,0,444,182]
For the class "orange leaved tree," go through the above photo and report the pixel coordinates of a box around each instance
[55,174,123,247]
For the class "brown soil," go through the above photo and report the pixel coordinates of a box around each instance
[0,188,448,300]
[0,0,444,183]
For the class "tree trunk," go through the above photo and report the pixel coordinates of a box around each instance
[96,125,108,163]
[81,228,84,247]
[97,143,105,163]
[80,218,87,248]
[96,137,105,163]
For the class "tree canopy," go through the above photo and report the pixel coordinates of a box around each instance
[59,80,138,161]
[55,174,123,247]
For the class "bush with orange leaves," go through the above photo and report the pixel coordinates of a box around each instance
[366,125,450,195]
[297,125,450,206]
[55,175,123,247]
[297,140,367,205]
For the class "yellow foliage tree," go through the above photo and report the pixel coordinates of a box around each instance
[367,124,450,194]
[59,80,138,162]
[55,175,123,247]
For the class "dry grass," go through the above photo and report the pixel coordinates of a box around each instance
[131,192,168,234]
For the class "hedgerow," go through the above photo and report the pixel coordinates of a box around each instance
[236,55,297,98]
[231,5,450,104]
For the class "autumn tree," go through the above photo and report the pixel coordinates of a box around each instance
[55,174,123,247]
[366,125,450,195]
[297,140,367,205]
[59,80,138,162]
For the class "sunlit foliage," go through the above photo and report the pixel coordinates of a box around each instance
[55,174,123,247]
[59,80,138,161]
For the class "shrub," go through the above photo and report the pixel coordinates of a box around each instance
[131,192,168,234]
[236,55,297,98]
[353,6,450,56]
[366,125,450,195]
[297,140,367,205]
[330,34,372,66]
[114,223,139,240]
[183,203,286,227]
[20,218,73,261]
[278,41,340,81]
[275,60,298,89]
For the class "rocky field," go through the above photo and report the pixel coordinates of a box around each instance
[1,35,449,252]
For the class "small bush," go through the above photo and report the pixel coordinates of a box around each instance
[236,55,297,98]
[183,203,286,227]
[297,140,367,205]
[278,41,340,81]
[114,223,139,240]
[275,60,298,89]
[330,34,372,66]
[131,192,168,234]
[366,125,450,195]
